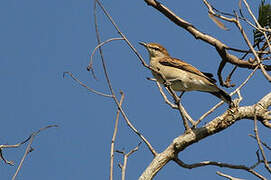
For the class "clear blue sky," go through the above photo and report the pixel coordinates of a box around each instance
[1,0,270,179]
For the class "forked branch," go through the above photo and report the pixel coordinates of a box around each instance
[139,92,271,180]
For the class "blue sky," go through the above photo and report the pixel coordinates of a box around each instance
[1,0,270,179]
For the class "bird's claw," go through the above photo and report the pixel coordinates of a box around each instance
[164,80,172,87]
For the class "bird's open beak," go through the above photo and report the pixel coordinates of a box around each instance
[139,41,147,47]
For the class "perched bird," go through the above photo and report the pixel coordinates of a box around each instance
[139,42,233,108]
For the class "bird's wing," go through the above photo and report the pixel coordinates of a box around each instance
[159,57,217,84]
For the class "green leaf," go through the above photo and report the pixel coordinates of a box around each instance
[253,0,271,46]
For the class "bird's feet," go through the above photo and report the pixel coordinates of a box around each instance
[163,80,172,87]
[179,91,185,99]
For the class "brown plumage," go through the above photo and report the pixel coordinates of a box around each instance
[139,42,233,107]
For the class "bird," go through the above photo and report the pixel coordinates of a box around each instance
[139,42,233,108]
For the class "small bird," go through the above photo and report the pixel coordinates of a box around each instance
[139,42,233,108]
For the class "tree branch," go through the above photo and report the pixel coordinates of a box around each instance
[174,158,266,180]
[110,91,125,180]
[116,142,141,180]
[254,107,271,173]
[216,171,245,180]
[142,0,271,71]
[93,0,157,156]
[139,92,271,180]
[12,125,58,180]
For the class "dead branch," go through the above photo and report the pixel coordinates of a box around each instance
[116,142,141,180]
[174,158,265,180]
[87,37,125,80]
[12,125,58,180]
[194,65,259,127]
[233,10,271,82]
[216,171,245,180]
[254,107,271,173]
[142,0,271,72]
[139,92,271,180]
[110,91,125,180]
[93,0,157,156]
[249,134,271,151]
[63,72,113,98]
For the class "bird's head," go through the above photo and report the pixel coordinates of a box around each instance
[139,42,169,58]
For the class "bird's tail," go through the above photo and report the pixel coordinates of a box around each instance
[209,89,233,108]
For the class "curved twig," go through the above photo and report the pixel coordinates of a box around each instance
[87,37,125,79]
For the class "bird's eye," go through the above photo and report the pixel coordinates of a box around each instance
[152,47,160,51]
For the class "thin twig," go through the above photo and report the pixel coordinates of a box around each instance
[250,159,271,169]
[194,65,259,127]
[163,85,191,131]
[204,0,271,86]
[203,0,266,87]
[254,107,271,173]
[150,79,196,126]
[63,72,113,98]
[148,73,193,131]
[95,0,149,68]
[87,37,124,80]
[203,0,236,23]
[116,142,142,180]
[224,47,254,88]
[242,0,271,50]
[153,80,178,109]
[248,134,271,151]
[217,58,230,87]
[0,135,34,166]
[177,102,195,129]
[234,6,271,81]
[174,158,266,180]
[94,0,157,156]
[12,125,58,180]
[216,171,244,180]
[110,91,125,180]
[0,149,14,165]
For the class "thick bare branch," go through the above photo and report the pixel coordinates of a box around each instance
[139,92,271,180]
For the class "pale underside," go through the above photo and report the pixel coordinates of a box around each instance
[150,59,219,92]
